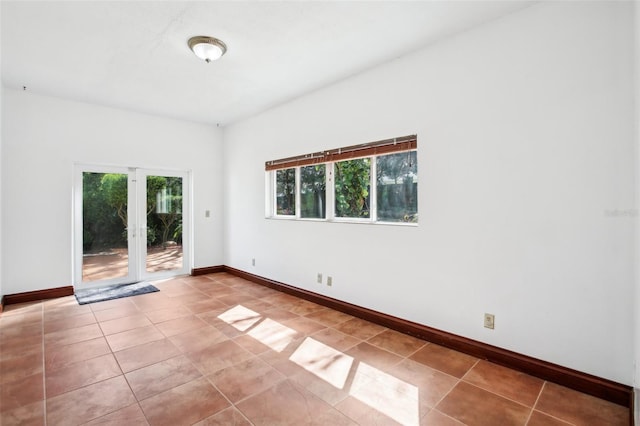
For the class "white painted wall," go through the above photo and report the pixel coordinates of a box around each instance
[634,1,640,421]
[0,85,3,303]
[0,3,3,302]
[2,89,223,294]
[223,1,636,384]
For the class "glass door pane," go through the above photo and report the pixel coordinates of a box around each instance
[145,174,184,275]
[75,166,189,287]
[81,171,133,284]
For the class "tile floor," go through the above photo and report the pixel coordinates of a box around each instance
[0,273,630,425]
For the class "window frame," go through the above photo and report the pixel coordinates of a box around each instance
[265,135,418,226]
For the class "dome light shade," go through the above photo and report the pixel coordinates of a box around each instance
[188,36,227,63]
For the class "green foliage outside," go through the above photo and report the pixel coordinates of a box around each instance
[276,168,296,215]
[376,151,418,223]
[334,158,371,218]
[82,173,183,252]
[83,173,122,250]
[300,165,326,218]
[151,176,183,248]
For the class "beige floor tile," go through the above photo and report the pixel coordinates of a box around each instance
[0,400,45,426]
[125,355,202,400]
[534,382,629,425]
[105,325,164,352]
[139,377,230,426]
[46,375,136,425]
[114,338,181,373]
[208,357,285,403]
[435,382,531,426]
[462,360,543,407]
[45,353,122,397]
[236,380,334,425]
[409,344,477,378]
[98,314,152,335]
[44,323,103,347]
[1,373,44,413]
[367,329,426,357]
[83,403,149,425]
[45,337,111,371]
[193,407,253,426]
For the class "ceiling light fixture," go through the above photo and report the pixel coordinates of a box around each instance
[188,36,227,63]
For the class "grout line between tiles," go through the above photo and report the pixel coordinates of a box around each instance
[531,380,546,410]
[449,359,557,414]
[401,340,431,360]
[427,367,464,412]
[525,407,576,426]
[459,358,481,382]
[524,382,577,426]
[462,380,535,410]
[524,381,547,425]
[428,408,466,425]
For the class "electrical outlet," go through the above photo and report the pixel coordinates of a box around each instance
[252,258,255,267]
[484,313,495,329]
[327,276,332,287]
[317,273,322,283]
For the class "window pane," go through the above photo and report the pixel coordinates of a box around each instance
[146,175,183,273]
[376,151,418,222]
[334,158,371,218]
[301,165,326,218]
[82,172,129,282]
[276,168,296,215]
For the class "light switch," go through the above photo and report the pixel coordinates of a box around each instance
[205,210,210,218]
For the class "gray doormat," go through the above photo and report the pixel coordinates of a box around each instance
[75,282,159,305]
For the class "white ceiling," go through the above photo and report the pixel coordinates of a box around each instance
[1,1,534,126]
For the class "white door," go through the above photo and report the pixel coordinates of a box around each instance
[74,165,190,288]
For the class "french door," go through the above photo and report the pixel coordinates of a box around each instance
[74,165,190,288]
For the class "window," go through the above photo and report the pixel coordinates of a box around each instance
[266,135,417,224]
[300,164,326,219]
[275,168,296,216]
[376,151,417,223]
[334,158,370,219]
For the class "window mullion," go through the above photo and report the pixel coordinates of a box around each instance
[327,163,335,221]
[370,157,377,222]
[295,167,301,219]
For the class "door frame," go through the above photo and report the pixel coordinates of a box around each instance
[73,164,192,288]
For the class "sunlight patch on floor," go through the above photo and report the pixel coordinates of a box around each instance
[350,362,420,425]
[217,305,262,331]
[247,318,297,352]
[289,337,354,389]
[219,305,420,424]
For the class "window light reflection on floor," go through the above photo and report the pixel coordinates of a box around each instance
[246,318,297,352]
[350,362,420,425]
[217,304,419,424]
[217,305,262,331]
[289,337,354,389]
